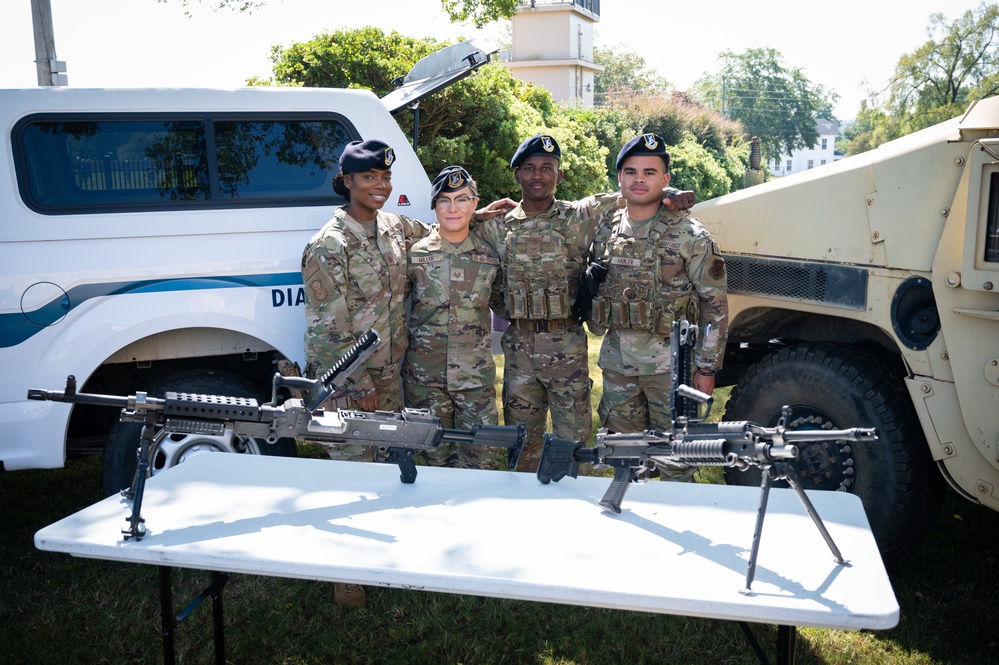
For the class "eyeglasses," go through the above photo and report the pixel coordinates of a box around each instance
[436,196,476,209]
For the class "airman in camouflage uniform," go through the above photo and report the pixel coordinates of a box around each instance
[475,136,628,472]
[590,135,728,478]
[403,166,505,469]
[302,139,430,463]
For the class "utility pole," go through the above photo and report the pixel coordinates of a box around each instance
[721,76,726,117]
[31,0,68,86]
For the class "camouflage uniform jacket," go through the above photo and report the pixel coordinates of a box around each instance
[592,205,728,376]
[302,206,429,398]
[404,230,503,390]
[475,194,624,321]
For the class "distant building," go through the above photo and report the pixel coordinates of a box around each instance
[501,0,603,108]
[770,118,841,177]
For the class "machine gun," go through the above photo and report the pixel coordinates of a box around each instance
[29,331,526,541]
[536,324,878,593]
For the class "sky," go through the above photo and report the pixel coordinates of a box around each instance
[0,0,987,121]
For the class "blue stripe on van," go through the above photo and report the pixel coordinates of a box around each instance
[1,272,304,349]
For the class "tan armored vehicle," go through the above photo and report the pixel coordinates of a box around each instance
[695,97,999,559]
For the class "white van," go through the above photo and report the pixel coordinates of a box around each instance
[2,39,496,493]
[0,85,440,492]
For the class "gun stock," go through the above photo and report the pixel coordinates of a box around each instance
[537,434,585,484]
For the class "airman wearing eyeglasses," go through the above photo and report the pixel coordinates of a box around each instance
[402,166,504,469]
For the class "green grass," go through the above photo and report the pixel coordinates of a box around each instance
[3,332,998,663]
[3,451,999,664]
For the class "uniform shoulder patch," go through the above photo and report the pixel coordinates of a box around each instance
[302,256,320,280]
[710,258,726,279]
[308,278,329,302]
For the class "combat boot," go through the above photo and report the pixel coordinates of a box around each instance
[334,583,366,608]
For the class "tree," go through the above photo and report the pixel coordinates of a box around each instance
[159,0,520,25]
[258,26,750,202]
[844,3,999,155]
[156,0,264,15]
[593,46,671,105]
[886,3,999,125]
[441,0,519,27]
[257,27,441,95]
[693,47,838,163]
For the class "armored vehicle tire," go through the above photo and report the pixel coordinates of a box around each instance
[101,369,296,496]
[722,342,943,561]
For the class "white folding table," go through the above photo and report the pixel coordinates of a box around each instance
[35,453,898,664]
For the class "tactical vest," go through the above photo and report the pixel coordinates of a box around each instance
[503,211,581,320]
[589,211,697,334]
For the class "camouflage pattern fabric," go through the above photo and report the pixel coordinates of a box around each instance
[402,230,503,469]
[500,323,592,472]
[475,195,623,470]
[302,206,429,461]
[593,206,728,480]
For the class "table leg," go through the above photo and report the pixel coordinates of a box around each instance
[776,625,797,665]
[157,566,231,665]
[737,622,798,665]
[158,566,176,665]
[211,571,226,665]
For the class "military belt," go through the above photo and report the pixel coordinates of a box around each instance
[512,318,576,333]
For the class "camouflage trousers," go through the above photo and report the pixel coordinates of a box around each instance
[403,377,501,470]
[501,322,592,473]
[325,365,403,463]
[598,368,696,482]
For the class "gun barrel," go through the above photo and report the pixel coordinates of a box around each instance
[783,427,877,443]
[27,386,164,411]
[442,423,526,471]
[441,424,519,447]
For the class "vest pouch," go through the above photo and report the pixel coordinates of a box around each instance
[509,290,529,319]
[610,300,628,327]
[590,297,608,327]
[530,289,547,319]
[547,290,569,319]
[653,308,674,336]
[628,301,651,330]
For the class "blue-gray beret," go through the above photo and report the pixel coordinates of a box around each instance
[431,165,474,208]
[339,139,396,172]
[510,134,561,169]
[615,133,670,171]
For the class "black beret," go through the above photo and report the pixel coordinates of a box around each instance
[615,133,669,171]
[510,134,561,169]
[431,165,474,208]
[339,139,396,172]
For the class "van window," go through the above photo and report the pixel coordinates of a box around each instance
[15,114,352,213]
[215,120,345,200]
[987,172,999,264]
